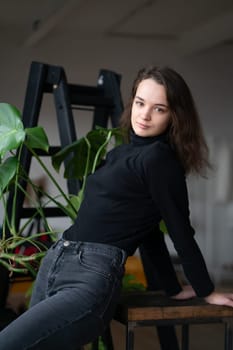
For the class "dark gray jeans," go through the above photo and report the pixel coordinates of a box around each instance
[0,239,127,349]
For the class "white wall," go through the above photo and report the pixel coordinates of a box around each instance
[1,34,233,283]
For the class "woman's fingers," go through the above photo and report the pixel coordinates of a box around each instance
[204,292,233,307]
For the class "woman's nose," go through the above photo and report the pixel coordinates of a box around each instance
[141,108,151,120]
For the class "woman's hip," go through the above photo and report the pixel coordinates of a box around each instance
[32,239,127,307]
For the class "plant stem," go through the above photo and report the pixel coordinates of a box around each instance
[28,147,77,214]
[81,137,91,199]
[10,146,23,235]
[91,130,112,173]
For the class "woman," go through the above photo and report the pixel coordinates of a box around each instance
[0,65,232,349]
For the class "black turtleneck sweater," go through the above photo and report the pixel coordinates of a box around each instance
[63,131,214,297]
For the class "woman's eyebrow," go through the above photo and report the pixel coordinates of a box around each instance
[135,95,169,108]
[135,96,144,101]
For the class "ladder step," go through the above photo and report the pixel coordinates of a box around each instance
[19,207,66,218]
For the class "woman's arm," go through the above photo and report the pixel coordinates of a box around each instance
[143,145,214,297]
[140,226,197,300]
[139,225,182,296]
[143,144,233,307]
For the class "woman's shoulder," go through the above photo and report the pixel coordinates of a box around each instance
[141,140,184,176]
[142,140,174,162]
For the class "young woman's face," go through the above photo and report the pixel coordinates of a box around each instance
[131,78,171,137]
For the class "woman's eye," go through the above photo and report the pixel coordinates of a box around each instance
[135,101,143,106]
[154,106,163,112]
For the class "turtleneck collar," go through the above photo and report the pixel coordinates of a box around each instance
[130,129,168,146]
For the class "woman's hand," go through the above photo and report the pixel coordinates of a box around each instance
[171,285,196,300]
[204,291,233,307]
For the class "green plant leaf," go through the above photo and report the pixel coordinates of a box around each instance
[0,156,18,197]
[52,137,91,180]
[52,128,122,180]
[96,126,125,147]
[25,126,49,152]
[65,191,84,220]
[52,138,85,173]
[0,103,25,157]
[63,138,90,179]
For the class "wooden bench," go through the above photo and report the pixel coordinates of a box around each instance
[114,291,233,350]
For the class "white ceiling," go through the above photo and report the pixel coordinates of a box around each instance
[1,0,233,54]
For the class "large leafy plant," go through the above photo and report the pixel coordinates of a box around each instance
[0,103,123,277]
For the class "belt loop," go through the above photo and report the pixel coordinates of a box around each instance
[76,241,82,254]
[52,238,62,249]
[120,249,127,266]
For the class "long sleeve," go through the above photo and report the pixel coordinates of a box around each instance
[142,143,214,297]
[139,225,182,296]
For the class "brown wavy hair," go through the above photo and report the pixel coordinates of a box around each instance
[120,65,210,175]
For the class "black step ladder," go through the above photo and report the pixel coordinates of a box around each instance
[6,61,124,237]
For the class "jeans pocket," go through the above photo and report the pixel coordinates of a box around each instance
[78,249,113,280]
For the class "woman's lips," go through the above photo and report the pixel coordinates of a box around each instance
[137,122,149,129]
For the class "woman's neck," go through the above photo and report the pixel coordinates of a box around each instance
[130,129,168,146]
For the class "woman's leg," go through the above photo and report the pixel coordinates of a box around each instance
[0,239,126,350]
[0,287,106,350]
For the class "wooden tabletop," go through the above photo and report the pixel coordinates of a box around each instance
[115,291,233,322]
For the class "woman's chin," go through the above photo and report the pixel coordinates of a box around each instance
[134,128,155,137]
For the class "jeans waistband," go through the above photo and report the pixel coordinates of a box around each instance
[52,238,128,267]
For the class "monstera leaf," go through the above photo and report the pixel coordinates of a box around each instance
[0,103,25,159]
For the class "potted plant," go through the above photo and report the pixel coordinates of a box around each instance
[0,102,123,277]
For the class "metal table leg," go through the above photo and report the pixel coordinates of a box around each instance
[181,324,189,350]
[126,322,135,350]
[225,321,233,350]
